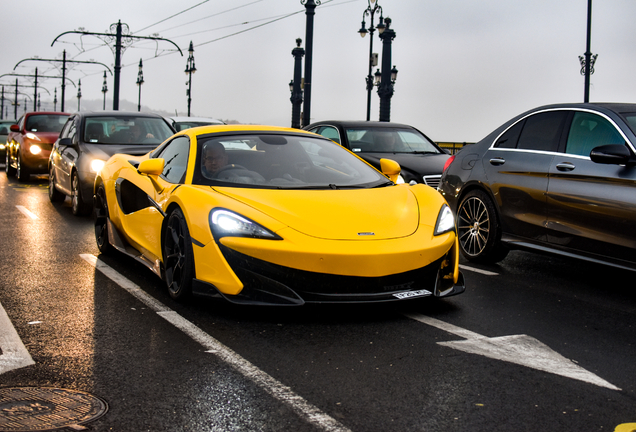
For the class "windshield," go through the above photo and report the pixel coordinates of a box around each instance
[174,121,223,131]
[25,114,69,133]
[345,127,441,154]
[193,133,391,189]
[84,116,173,145]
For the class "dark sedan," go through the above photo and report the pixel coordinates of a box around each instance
[439,102,636,271]
[49,112,175,216]
[304,121,450,188]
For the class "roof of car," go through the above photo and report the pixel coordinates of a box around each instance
[306,120,416,129]
[169,116,225,124]
[73,111,167,118]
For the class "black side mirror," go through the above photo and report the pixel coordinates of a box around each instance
[58,137,72,148]
[589,144,631,165]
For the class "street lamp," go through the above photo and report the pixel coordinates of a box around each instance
[358,0,385,121]
[185,41,196,117]
[53,88,57,111]
[77,79,82,111]
[290,38,305,129]
[377,17,396,122]
[101,71,108,110]
[579,0,597,103]
[136,59,144,112]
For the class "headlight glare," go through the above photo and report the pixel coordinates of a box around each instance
[434,204,455,236]
[90,159,106,173]
[210,209,281,240]
[29,145,42,155]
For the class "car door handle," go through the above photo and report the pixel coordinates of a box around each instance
[556,162,576,171]
[489,157,505,166]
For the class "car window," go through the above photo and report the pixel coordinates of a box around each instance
[316,126,341,145]
[565,112,625,157]
[25,114,68,133]
[345,128,440,153]
[517,111,568,152]
[193,133,389,189]
[157,136,190,184]
[494,120,524,148]
[83,116,174,145]
[620,112,636,135]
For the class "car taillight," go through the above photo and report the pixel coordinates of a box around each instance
[442,155,456,173]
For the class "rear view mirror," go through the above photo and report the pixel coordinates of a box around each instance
[590,144,631,165]
[380,158,401,183]
[10,124,19,132]
[137,158,165,176]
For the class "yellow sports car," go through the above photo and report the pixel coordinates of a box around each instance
[94,125,465,305]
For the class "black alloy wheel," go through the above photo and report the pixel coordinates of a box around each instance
[163,208,194,300]
[5,151,16,176]
[71,171,91,216]
[457,189,509,263]
[48,166,65,203]
[94,185,113,255]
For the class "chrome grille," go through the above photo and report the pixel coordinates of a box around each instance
[423,175,441,189]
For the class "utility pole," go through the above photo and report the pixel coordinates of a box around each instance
[52,21,182,111]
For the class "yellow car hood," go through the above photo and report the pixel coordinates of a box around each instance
[215,186,420,240]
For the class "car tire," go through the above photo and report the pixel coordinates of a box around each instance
[71,171,91,216]
[457,189,509,263]
[94,185,113,255]
[16,152,30,182]
[48,166,65,203]
[163,208,194,300]
[5,151,16,177]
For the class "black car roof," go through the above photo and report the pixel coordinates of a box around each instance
[72,111,166,118]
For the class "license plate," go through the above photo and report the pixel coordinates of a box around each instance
[393,289,432,300]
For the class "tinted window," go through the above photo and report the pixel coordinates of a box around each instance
[158,136,190,183]
[193,134,388,189]
[494,120,524,148]
[517,111,567,152]
[566,112,624,157]
[83,116,173,145]
[316,126,341,145]
[25,114,69,133]
[345,128,440,153]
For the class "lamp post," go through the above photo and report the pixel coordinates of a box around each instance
[377,17,397,122]
[53,88,57,111]
[579,0,596,103]
[301,0,319,127]
[185,41,196,117]
[77,79,82,111]
[101,71,108,110]
[290,38,305,129]
[136,59,144,112]
[358,0,385,121]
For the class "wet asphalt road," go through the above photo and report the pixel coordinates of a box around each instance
[0,170,635,432]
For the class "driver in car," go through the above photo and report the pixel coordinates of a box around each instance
[202,142,265,184]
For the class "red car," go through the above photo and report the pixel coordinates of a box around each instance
[6,112,70,181]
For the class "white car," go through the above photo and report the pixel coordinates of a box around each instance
[168,116,225,132]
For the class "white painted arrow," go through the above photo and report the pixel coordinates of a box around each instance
[0,301,34,375]
[405,313,620,391]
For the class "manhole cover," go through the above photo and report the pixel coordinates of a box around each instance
[0,387,108,431]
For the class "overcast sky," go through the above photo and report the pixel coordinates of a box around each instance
[2,0,636,142]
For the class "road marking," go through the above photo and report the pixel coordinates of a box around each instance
[404,312,620,391]
[0,301,35,375]
[16,205,38,220]
[459,264,499,276]
[80,254,351,432]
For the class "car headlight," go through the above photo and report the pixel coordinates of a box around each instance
[26,132,40,140]
[434,204,455,236]
[90,159,106,173]
[210,209,281,240]
[29,145,42,155]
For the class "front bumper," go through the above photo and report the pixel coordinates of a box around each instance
[192,244,465,305]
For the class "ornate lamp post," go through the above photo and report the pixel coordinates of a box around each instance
[579,0,596,103]
[301,0,318,127]
[185,41,196,117]
[136,59,144,112]
[377,17,397,122]
[358,0,385,121]
[101,71,108,110]
[290,38,305,129]
[77,79,82,111]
